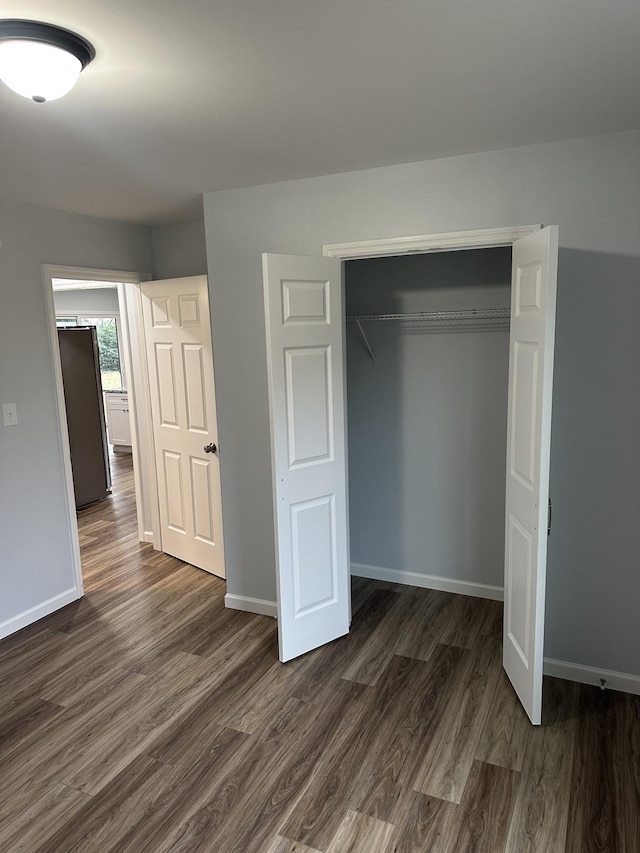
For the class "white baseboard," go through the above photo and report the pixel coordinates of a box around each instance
[0,587,82,640]
[351,562,504,601]
[224,593,277,618]
[142,531,155,545]
[543,657,640,697]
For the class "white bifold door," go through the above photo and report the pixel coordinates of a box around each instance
[503,226,558,724]
[141,276,225,578]
[263,226,558,725]
[263,254,350,662]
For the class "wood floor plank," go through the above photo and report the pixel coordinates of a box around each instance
[413,637,501,803]
[451,760,518,853]
[113,727,251,853]
[386,791,459,853]
[436,593,490,649]
[145,707,228,769]
[612,693,640,853]
[342,584,455,684]
[10,619,145,708]
[326,809,395,853]
[350,576,377,616]
[505,677,579,853]
[341,593,414,685]
[97,563,215,624]
[280,680,383,849]
[0,670,149,804]
[0,624,70,673]
[0,628,73,697]
[0,782,91,853]
[477,598,503,638]
[265,837,322,853]
[564,684,634,853]
[217,690,372,853]
[0,696,62,746]
[351,645,466,824]
[59,636,276,796]
[475,667,531,771]
[179,607,265,657]
[95,595,226,675]
[38,650,145,708]
[393,586,451,662]
[291,587,400,705]
[144,640,281,767]
[31,755,179,853]
[218,656,303,734]
[155,696,336,853]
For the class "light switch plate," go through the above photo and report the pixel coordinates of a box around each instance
[2,403,18,427]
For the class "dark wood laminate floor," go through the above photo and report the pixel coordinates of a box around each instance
[1,452,639,852]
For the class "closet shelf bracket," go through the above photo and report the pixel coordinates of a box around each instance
[354,318,376,363]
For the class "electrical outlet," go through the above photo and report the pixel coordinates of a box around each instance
[2,403,18,427]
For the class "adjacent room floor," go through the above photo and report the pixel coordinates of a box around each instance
[0,452,638,852]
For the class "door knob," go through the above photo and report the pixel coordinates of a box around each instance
[204,443,217,454]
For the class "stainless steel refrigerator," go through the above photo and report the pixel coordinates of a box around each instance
[58,327,112,507]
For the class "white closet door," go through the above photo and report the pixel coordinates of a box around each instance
[503,226,558,725]
[263,253,350,662]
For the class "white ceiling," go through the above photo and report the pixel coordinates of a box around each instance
[1,0,639,226]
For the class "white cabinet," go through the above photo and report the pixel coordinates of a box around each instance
[105,391,132,450]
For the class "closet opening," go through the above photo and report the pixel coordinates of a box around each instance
[264,224,556,722]
[344,247,512,616]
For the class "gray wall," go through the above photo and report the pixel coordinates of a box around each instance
[203,129,640,675]
[0,197,152,633]
[151,220,208,280]
[53,287,120,315]
[346,250,511,589]
[545,249,640,672]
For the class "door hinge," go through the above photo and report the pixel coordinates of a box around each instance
[547,498,552,535]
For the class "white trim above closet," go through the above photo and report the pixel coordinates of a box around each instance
[323,225,540,260]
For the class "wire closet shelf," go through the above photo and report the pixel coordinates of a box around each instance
[346,307,511,362]
[347,307,510,331]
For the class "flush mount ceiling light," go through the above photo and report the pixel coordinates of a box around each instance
[0,19,95,103]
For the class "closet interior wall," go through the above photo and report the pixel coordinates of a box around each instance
[345,248,512,595]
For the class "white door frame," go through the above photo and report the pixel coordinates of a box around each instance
[117,277,161,547]
[42,264,158,594]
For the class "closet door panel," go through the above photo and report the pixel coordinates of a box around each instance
[504,226,558,725]
[263,253,350,663]
[285,345,333,467]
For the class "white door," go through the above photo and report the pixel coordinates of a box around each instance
[503,226,558,724]
[263,254,350,662]
[141,276,225,578]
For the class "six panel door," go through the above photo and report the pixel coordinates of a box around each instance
[263,253,350,662]
[503,226,558,724]
[141,276,225,578]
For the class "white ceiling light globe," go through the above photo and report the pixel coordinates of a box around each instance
[0,21,94,103]
[0,39,82,102]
